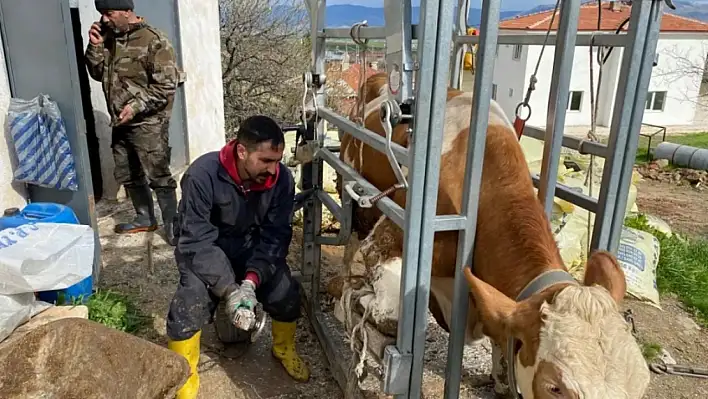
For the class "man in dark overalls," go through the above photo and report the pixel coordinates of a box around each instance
[166,116,309,399]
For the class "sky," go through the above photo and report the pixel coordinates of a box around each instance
[326,0,708,12]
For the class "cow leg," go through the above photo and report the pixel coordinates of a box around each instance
[491,343,512,397]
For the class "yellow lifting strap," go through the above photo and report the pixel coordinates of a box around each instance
[463,27,478,71]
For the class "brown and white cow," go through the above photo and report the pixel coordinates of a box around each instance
[330,72,650,398]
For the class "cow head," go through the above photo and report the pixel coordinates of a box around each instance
[464,250,650,398]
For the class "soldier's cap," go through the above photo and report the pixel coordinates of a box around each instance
[95,0,134,12]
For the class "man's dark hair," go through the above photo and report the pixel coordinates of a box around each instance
[237,115,285,151]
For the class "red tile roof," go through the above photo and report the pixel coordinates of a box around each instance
[499,2,708,33]
[341,63,380,91]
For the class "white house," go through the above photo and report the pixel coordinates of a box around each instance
[484,1,708,128]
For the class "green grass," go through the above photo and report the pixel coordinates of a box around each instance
[625,214,708,326]
[67,289,147,334]
[640,341,663,363]
[635,131,708,164]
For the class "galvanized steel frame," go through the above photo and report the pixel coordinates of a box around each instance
[300,0,665,397]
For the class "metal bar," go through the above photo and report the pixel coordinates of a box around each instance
[318,148,406,228]
[456,32,629,47]
[384,0,415,103]
[537,0,582,219]
[434,215,467,232]
[320,107,410,165]
[449,0,470,89]
[591,0,654,252]
[321,26,387,39]
[444,0,502,397]
[302,290,365,399]
[304,0,326,312]
[398,0,459,396]
[316,190,344,225]
[523,125,609,158]
[319,28,628,48]
[530,174,598,214]
[606,1,664,253]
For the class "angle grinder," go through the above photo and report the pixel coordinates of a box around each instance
[215,301,267,345]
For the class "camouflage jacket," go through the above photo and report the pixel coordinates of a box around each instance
[85,19,185,127]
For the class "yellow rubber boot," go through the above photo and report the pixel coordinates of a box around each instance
[167,330,202,399]
[271,320,310,382]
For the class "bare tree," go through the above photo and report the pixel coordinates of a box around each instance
[220,0,310,136]
[652,43,708,109]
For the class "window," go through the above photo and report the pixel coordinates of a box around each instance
[512,44,523,60]
[567,91,583,111]
[492,84,498,100]
[645,91,666,111]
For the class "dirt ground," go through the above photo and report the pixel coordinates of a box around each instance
[94,166,708,399]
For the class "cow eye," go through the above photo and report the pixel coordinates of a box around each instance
[545,384,562,396]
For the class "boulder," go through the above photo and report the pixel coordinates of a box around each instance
[0,318,189,399]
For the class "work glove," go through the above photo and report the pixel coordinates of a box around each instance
[224,280,258,330]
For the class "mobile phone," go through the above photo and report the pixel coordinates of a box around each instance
[99,20,109,35]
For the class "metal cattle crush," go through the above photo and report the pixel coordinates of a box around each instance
[296,0,669,398]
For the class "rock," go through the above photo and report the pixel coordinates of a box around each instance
[0,318,189,399]
[653,159,669,169]
[658,348,677,366]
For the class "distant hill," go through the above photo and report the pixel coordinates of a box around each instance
[321,2,708,29]
[323,5,522,28]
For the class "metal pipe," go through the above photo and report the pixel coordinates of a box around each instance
[444,0,502,397]
[434,215,467,232]
[401,0,459,396]
[384,0,415,104]
[537,0,581,219]
[318,148,406,228]
[607,0,665,254]
[319,107,410,166]
[530,174,598,214]
[303,0,327,316]
[523,125,609,158]
[456,32,629,47]
[449,0,470,90]
[591,0,654,252]
[317,189,344,224]
[655,142,708,171]
[320,27,628,48]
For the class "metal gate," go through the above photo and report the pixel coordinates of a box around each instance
[298,0,666,398]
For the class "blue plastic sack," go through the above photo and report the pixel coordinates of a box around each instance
[8,94,79,192]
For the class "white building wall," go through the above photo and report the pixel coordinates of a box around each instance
[176,0,226,159]
[647,35,708,126]
[0,33,28,212]
[521,44,604,128]
[492,43,528,122]
[495,34,708,129]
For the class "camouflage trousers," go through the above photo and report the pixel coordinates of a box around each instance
[111,122,177,189]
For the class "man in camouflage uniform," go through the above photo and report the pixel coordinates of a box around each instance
[85,0,182,245]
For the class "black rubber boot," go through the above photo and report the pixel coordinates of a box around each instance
[114,185,158,234]
[155,188,178,246]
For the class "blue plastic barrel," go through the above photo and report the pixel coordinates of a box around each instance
[0,202,93,304]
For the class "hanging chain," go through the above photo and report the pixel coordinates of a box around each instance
[513,0,561,139]
[350,21,369,126]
